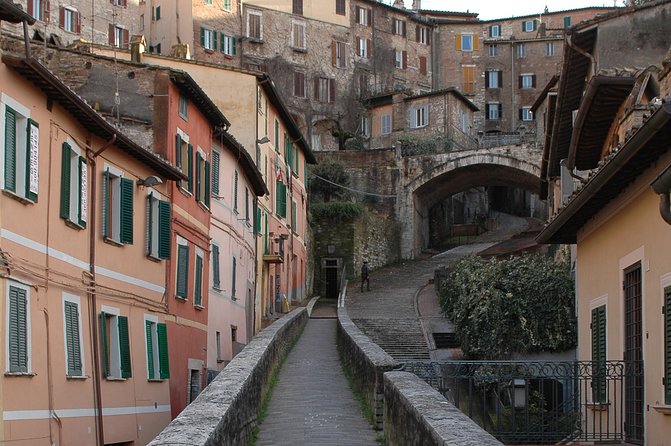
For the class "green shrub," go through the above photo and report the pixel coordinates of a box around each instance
[311,201,366,221]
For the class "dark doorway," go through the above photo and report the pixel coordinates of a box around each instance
[323,259,339,299]
[624,263,644,444]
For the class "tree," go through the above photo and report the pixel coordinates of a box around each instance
[309,157,350,202]
[438,254,577,359]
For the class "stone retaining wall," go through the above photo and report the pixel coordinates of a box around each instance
[336,306,399,430]
[383,371,503,446]
[148,307,309,446]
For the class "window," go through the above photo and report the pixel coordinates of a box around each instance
[665,288,671,404]
[333,40,347,68]
[195,150,211,207]
[212,244,221,289]
[99,310,131,379]
[274,120,280,152]
[276,179,287,217]
[486,103,502,120]
[522,19,537,32]
[244,187,250,224]
[519,106,533,121]
[231,256,237,299]
[488,24,501,38]
[563,16,571,28]
[102,168,133,244]
[357,37,371,59]
[546,41,555,56]
[140,14,144,31]
[292,0,303,15]
[194,252,204,307]
[109,25,129,48]
[233,170,238,212]
[146,192,171,260]
[155,5,161,20]
[409,105,428,129]
[247,11,262,40]
[2,99,39,202]
[336,0,346,16]
[60,142,87,228]
[292,22,305,49]
[175,239,189,299]
[216,331,222,362]
[486,70,502,89]
[60,7,80,33]
[7,283,30,373]
[145,317,169,380]
[111,0,127,6]
[28,0,49,21]
[204,0,212,5]
[488,44,497,57]
[519,74,536,89]
[359,73,370,96]
[381,114,392,135]
[360,115,370,137]
[211,150,220,197]
[314,77,335,103]
[175,133,193,192]
[178,94,188,120]
[223,0,231,11]
[292,71,306,98]
[188,368,201,403]
[419,56,427,76]
[517,43,526,59]
[459,33,474,52]
[63,296,83,377]
[416,26,428,44]
[200,27,217,50]
[393,18,406,36]
[395,50,407,69]
[291,200,297,234]
[221,33,236,56]
[356,6,371,26]
[462,66,475,95]
[591,305,607,403]
[460,109,469,133]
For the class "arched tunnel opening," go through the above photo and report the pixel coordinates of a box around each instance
[414,164,546,252]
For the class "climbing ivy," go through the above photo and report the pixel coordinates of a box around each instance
[438,254,576,359]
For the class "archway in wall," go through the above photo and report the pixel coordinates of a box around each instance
[413,163,543,252]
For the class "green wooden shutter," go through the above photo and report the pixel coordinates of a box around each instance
[78,157,87,227]
[292,201,297,233]
[24,119,38,202]
[175,133,182,168]
[99,312,109,377]
[665,288,671,404]
[187,144,194,193]
[231,37,237,56]
[102,169,110,237]
[146,194,154,256]
[120,178,134,244]
[60,143,72,220]
[200,26,205,46]
[157,323,170,379]
[176,244,189,298]
[254,202,260,235]
[264,212,268,254]
[146,320,155,379]
[245,187,249,222]
[591,305,606,402]
[275,180,282,216]
[158,201,171,259]
[233,170,238,211]
[205,160,211,208]
[211,150,220,196]
[4,107,16,192]
[212,244,220,289]
[280,182,287,218]
[65,301,82,376]
[8,286,28,373]
[118,315,132,378]
[195,152,202,201]
[194,255,203,306]
[232,256,237,298]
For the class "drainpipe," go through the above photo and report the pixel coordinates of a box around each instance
[651,162,671,225]
[87,134,116,446]
[510,42,515,132]
[566,32,596,78]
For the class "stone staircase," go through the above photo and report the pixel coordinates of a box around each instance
[352,317,430,361]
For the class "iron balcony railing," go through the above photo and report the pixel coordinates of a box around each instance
[401,360,642,445]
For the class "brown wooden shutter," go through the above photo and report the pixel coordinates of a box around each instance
[402,51,407,69]
[59,6,64,28]
[123,29,130,48]
[485,71,489,88]
[356,37,361,55]
[108,24,115,45]
[420,57,427,75]
[427,29,431,45]
[498,71,503,87]
[331,40,336,66]
[367,9,371,26]
[328,79,335,103]
[366,39,372,58]
[402,21,406,37]
[355,6,360,23]
[391,20,395,34]
[44,0,50,21]
[75,11,81,33]
[532,74,537,88]
[416,26,420,42]
[314,77,320,100]
[518,75,523,89]
[28,0,33,16]
[473,34,479,50]
[455,33,462,51]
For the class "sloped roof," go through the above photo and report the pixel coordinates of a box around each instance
[0,0,34,24]
[216,130,268,196]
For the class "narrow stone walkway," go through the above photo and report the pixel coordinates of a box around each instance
[256,302,378,446]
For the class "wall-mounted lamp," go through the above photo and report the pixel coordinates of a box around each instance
[137,175,163,187]
[257,136,270,144]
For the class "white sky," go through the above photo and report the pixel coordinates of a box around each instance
[399,0,624,20]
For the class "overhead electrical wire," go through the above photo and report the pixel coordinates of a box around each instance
[308,172,397,198]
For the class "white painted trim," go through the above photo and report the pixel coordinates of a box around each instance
[3,404,171,420]
[176,128,189,142]
[1,229,165,293]
[103,163,123,178]
[62,293,86,377]
[589,294,608,312]
[196,146,206,159]
[143,314,160,379]
[5,280,32,374]
[176,235,188,246]
[187,358,203,370]
[100,305,120,316]
[618,247,645,376]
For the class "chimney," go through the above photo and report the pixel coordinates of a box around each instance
[393,0,405,8]
[170,43,191,59]
[130,35,146,63]
[412,0,421,10]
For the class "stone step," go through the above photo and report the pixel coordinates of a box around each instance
[352,318,430,361]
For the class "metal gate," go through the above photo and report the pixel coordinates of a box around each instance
[624,263,644,444]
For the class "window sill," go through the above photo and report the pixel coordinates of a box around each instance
[146,254,162,263]
[64,219,85,231]
[5,371,36,377]
[179,113,188,122]
[213,286,222,292]
[291,47,307,54]
[216,359,225,364]
[248,37,264,44]
[194,304,205,311]
[198,201,210,212]
[203,48,215,54]
[2,189,35,205]
[178,187,193,197]
[104,376,127,381]
[652,405,671,415]
[586,402,610,411]
[147,378,165,382]
[175,295,188,301]
[66,374,88,380]
[103,236,123,247]
[231,295,237,301]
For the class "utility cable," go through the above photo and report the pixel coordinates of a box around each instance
[308,172,397,198]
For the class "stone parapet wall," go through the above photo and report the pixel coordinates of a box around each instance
[148,307,308,446]
[337,306,398,430]
[383,371,504,446]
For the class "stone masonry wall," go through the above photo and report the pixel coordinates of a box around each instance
[383,371,504,446]
[149,307,308,446]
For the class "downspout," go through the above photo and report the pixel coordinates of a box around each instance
[651,162,671,225]
[510,42,515,131]
[88,134,116,446]
[566,32,596,78]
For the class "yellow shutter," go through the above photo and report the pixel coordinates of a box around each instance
[473,34,480,51]
[455,33,462,51]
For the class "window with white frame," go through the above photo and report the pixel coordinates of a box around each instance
[381,114,392,135]
[357,37,370,59]
[222,0,231,11]
[393,18,406,36]
[145,316,169,380]
[520,107,533,121]
[546,41,555,56]
[517,43,526,58]
[488,44,497,57]
[2,96,39,202]
[247,11,262,40]
[395,50,404,68]
[461,34,473,52]
[316,77,334,103]
[195,149,211,207]
[200,27,217,50]
[360,115,370,137]
[334,40,347,68]
[460,109,469,133]
[61,7,80,33]
[522,19,537,32]
[221,33,236,56]
[486,70,501,89]
[146,192,171,260]
[59,141,87,228]
[7,282,30,374]
[63,294,84,377]
[486,103,502,120]
[409,105,428,129]
[175,237,189,299]
[194,250,204,307]
[520,73,535,89]
[29,0,47,21]
[102,166,133,244]
[178,94,188,120]
[175,132,193,193]
[488,24,501,37]
[111,25,128,48]
[292,21,305,49]
[417,26,428,44]
[357,6,370,26]
[99,308,131,379]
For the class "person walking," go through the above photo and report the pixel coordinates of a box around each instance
[361,260,370,292]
